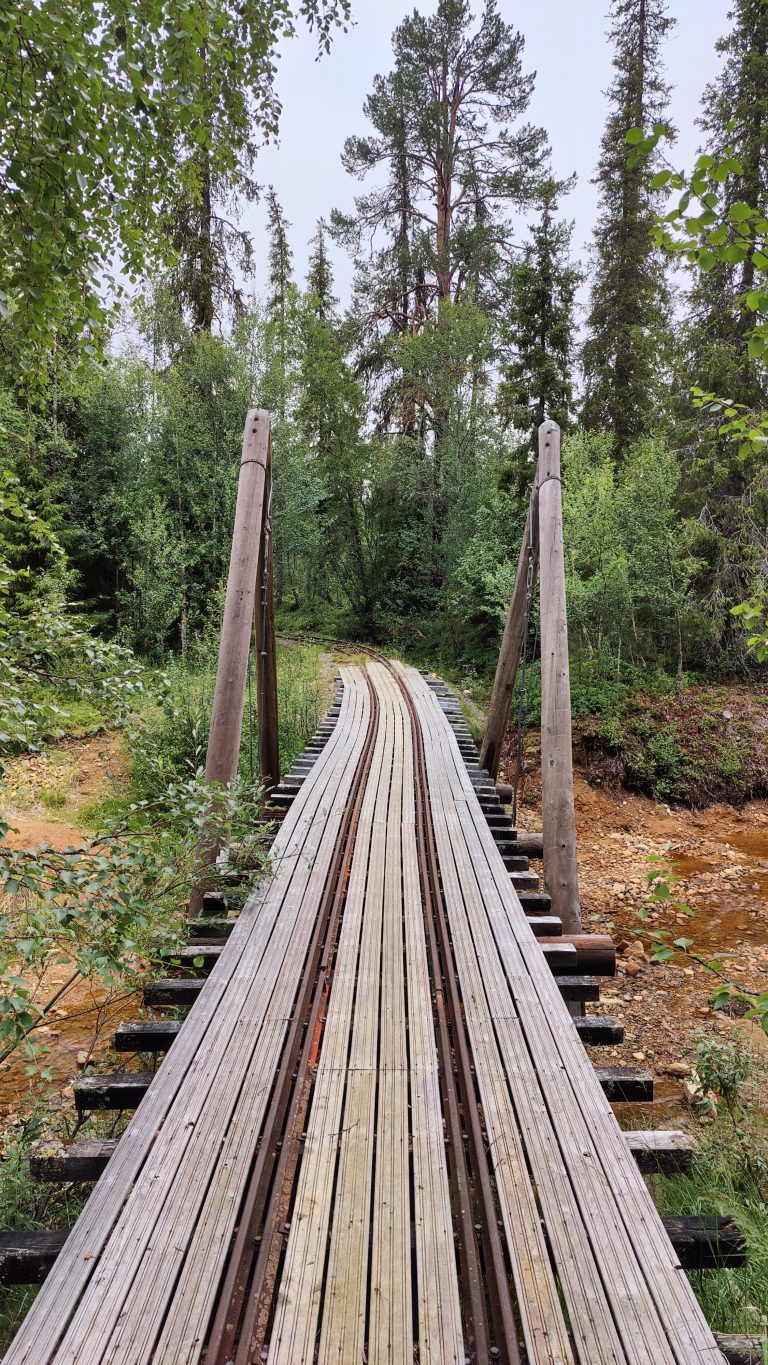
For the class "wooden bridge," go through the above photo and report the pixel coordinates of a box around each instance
[1,416,754,1363]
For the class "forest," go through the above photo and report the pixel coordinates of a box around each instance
[1,0,768,1353]
[2,0,768,736]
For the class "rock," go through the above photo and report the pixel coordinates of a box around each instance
[625,960,643,976]
[76,1050,88,1068]
[663,1061,690,1078]
[625,940,647,961]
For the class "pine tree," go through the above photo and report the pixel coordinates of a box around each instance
[686,0,768,410]
[333,0,548,405]
[582,0,676,451]
[499,178,581,462]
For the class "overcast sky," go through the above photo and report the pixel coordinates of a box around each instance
[237,0,730,314]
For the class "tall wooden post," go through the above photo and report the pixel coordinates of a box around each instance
[189,410,270,913]
[255,437,280,794]
[205,410,270,789]
[538,420,581,934]
[479,485,539,780]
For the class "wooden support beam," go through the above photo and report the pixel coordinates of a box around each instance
[595,1067,653,1102]
[514,832,544,859]
[30,1140,118,1183]
[538,420,581,934]
[190,410,271,914]
[480,483,539,780]
[0,1231,68,1284]
[73,1072,153,1112]
[624,1130,694,1175]
[539,933,615,976]
[715,1336,767,1365]
[527,914,563,937]
[556,975,600,1002]
[114,1020,182,1053]
[143,979,203,1008]
[31,1126,690,1188]
[541,942,577,973]
[662,1215,746,1270]
[203,410,270,793]
[31,1133,696,1194]
[164,944,221,975]
[0,1218,744,1286]
[187,918,235,939]
[574,1016,624,1045]
[518,890,552,914]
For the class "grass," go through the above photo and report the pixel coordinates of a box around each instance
[648,1121,768,1344]
[0,1108,89,1349]
[75,795,133,829]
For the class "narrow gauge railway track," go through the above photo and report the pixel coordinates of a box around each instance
[205,658,520,1362]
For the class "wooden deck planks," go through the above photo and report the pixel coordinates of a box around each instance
[402,662,726,1365]
[5,668,371,1365]
[271,663,464,1365]
[4,660,726,1365]
[377,665,463,1365]
[269,670,392,1363]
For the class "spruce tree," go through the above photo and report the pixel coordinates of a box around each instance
[265,189,295,420]
[582,0,675,451]
[306,222,338,320]
[499,177,580,462]
[686,0,768,410]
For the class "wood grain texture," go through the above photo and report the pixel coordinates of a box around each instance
[402,661,725,1365]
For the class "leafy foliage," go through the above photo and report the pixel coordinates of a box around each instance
[0,773,265,1074]
[0,474,148,752]
[0,0,350,381]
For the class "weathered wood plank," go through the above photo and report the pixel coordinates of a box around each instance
[403,663,724,1365]
[4,669,370,1364]
[30,1140,118,1183]
[114,1020,182,1053]
[0,1232,68,1285]
[624,1130,694,1175]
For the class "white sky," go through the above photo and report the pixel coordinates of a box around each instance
[238,0,730,312]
